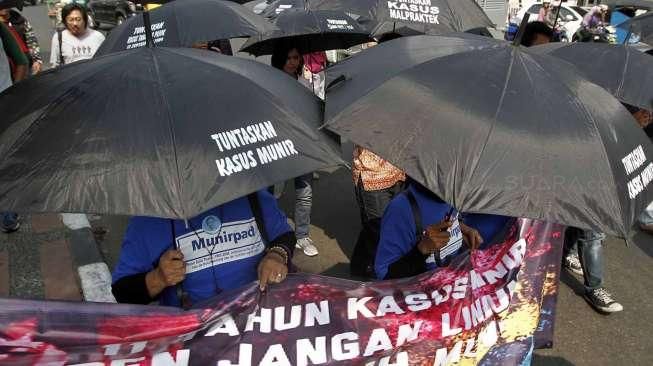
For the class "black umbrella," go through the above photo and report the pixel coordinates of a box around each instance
[324,35,653,237]
[0,0,22,10]
[0,47,343,219]
[530,42,653,111]
[240,9,373,56]
[253,0,494,36]
[345,0,494,37]
[618,11,653,45]
[95,0,278,57]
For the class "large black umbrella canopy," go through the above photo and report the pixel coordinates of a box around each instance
[240,9,373,56]
[0,47,343,219]
[530,42,653,111]
[253,0,494,36]
[94,0,278,57]
[353,0,494,37]
[324,35,653,237]
[618,11,653,45]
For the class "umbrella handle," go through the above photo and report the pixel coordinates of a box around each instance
[143,9,154,47]
[552,1,563,30]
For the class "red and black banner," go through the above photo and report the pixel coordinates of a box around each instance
[0,219,563,366]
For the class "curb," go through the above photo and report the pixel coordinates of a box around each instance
[61,214,116,303]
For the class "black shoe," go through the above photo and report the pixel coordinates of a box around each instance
[584,287,623,313]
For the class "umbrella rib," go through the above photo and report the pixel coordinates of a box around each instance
[0,58,116,163]
[466,48,515,195]
[552,70,627,235]
[617,46,630,99]
[150,49,187,220]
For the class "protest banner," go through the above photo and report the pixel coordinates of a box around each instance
[0,219,562,366]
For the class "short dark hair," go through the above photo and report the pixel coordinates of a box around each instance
[521,21,553,47]
[271,41,304,77]
[61,3,88,30]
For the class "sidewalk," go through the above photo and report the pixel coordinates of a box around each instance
[0,213,115,303]
[0,214,82,300]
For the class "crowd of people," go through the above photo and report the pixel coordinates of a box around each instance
[0,2,651,318]
[111,24,648,315]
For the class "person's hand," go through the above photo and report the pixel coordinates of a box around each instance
[633,109,652,128]
[460,223,483,250]
[31,61,42,75]
[155,249,185,287]
[257,251,288,291]
[417,220,452,255]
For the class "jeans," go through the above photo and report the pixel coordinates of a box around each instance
[1,212,19,231]
[564,228,605,292]
[294,174,313,240]
[350,180,405,277]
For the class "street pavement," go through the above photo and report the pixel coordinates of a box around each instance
[1,4,652,366]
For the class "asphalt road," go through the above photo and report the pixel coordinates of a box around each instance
[10,5,653,365]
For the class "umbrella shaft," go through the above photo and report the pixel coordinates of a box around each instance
[143,10,154,47]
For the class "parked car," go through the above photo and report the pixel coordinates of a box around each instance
[87,0,140,29]
[514,2,585,40]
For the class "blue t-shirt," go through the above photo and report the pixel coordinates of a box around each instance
[611,11,633,44]
[112,190,292,307]
[375,185,511,279]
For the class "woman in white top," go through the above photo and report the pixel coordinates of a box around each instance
[50,3,105,67]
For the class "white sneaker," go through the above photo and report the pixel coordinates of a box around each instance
[564,253,584,276]
[296,237,318,257]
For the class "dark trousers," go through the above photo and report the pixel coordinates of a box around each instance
[564,228,605,292]
[350,180,404,278]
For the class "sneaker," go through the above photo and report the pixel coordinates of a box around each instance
[1,213,20,234]
[296,237,319,257]
[584,287,623,313]
[563,253,584,276]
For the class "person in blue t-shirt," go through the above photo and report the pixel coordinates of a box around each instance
[375,180,512,280]
[610,7,637,44]
[112,190,295,307]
